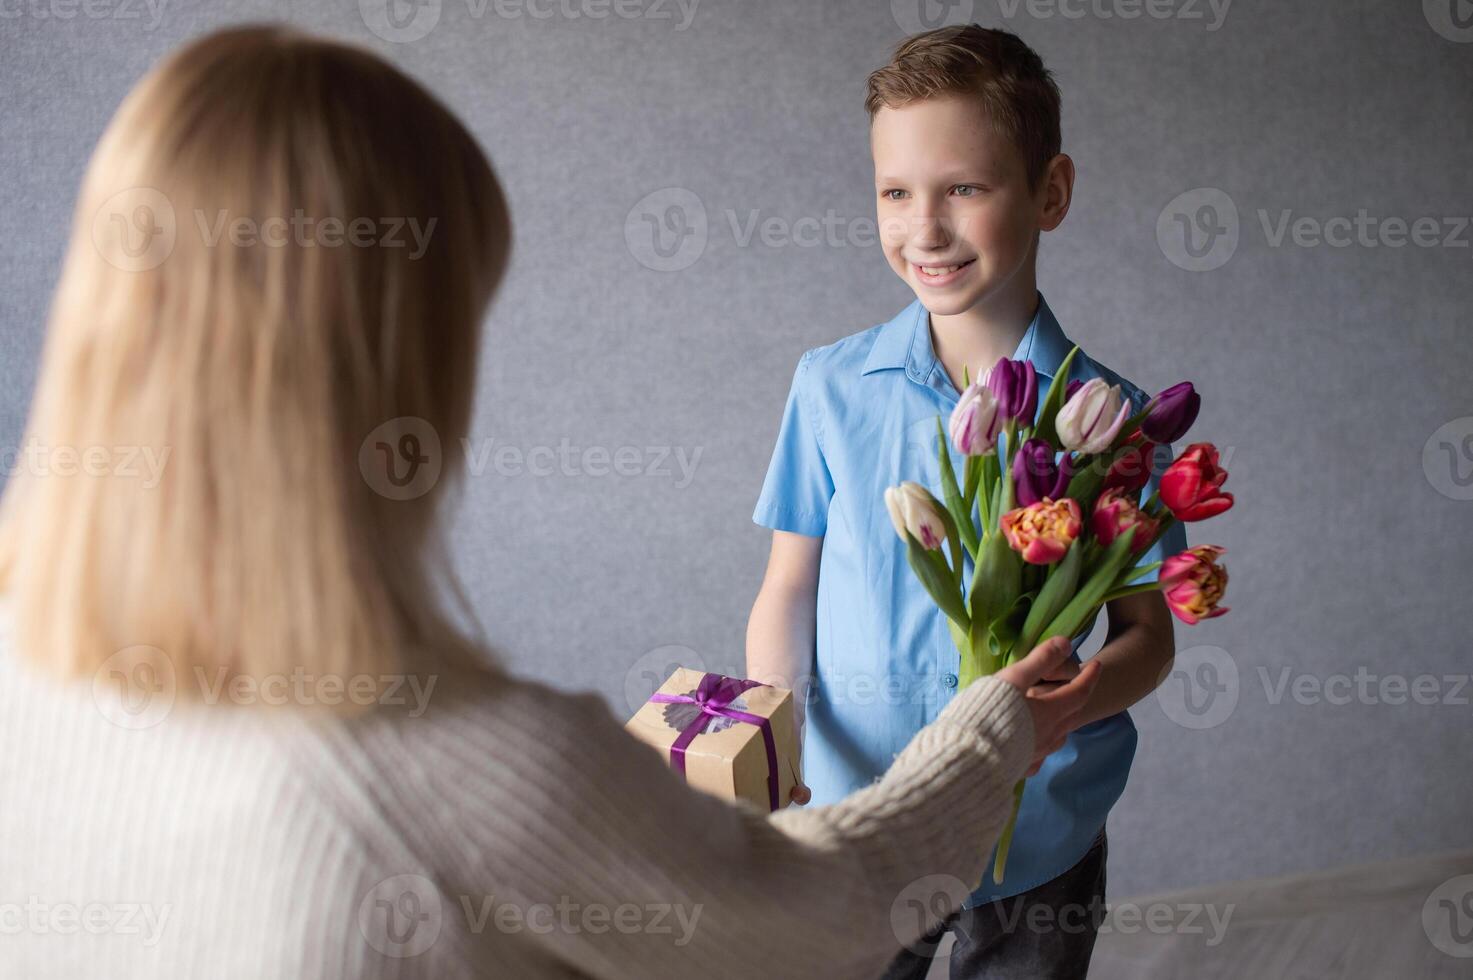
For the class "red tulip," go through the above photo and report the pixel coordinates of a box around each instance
[1160,443,1233,521]
[1103,431,1157,495]
[1160,545,1230,624]
[1091,487,1160,555]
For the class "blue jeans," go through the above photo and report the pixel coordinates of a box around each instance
[881,831,1108,980]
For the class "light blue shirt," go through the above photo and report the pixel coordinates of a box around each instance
[752,292,1188,905]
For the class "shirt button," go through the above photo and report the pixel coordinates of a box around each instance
[943,673,958,689]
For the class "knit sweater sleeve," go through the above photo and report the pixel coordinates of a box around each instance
[441,671,1034,979]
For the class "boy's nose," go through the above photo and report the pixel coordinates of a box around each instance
[909,214,952,251]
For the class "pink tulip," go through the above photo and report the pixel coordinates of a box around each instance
[1160,545,1230,624]
[1091,487,1160,555]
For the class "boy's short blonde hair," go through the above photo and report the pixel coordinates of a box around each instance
[865,25,1062,193]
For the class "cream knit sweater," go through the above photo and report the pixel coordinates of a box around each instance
[0,631,1032,979]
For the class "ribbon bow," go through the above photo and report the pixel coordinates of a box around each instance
[648,672,780,812]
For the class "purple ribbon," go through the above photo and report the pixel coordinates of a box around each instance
[648,672,781,812]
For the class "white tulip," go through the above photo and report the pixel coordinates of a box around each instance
[883,481,947,550]
[1056,378,1129,454]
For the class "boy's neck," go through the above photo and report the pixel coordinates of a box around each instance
[927,281,1041,394]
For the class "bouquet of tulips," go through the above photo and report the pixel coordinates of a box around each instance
[883,346,1232,884]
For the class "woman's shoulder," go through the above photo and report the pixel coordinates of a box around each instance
[327,648,623,774]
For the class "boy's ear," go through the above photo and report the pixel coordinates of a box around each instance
[1038,152,1075,232]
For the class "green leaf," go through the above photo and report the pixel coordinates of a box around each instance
[967,614,989,670]
[1064,453,1106,504]
[991,465,1006,528]
[936,417,979,560]
[998,594,1032,666]
[1019,538,1083,652]
[924,489,965,587]
[958,618,987,688]
[1107,404,1153,452]
[1100,581,1165,604]
[967,528,1020,636]
[1030,345,1082,449]
[963,453,981,509]
[978,452,1000,528]
[1119,560,1163,586]
[904,532,970,630]
[1039,525,1140,642]
[948,618,969,659]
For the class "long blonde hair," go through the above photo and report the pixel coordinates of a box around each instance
[0,26,509,696]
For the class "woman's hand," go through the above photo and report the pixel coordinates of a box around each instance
[997,637,1101,776]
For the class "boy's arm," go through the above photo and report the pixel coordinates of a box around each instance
[746,529,822,801]
[1043,432,1186,728]
[1065,589,1176,728]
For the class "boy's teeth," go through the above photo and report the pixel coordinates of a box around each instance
[922,264,961,275]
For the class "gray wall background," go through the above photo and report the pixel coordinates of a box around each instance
[2,0,1470,899]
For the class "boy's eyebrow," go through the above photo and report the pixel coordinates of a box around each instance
[873,168,999,185]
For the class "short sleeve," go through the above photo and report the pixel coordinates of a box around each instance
[1133,440,1189,583]
[752,350,834,537]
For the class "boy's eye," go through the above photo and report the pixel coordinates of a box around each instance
[953,184,981,197]
[881,189,908,201]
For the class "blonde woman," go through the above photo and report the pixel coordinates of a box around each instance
[0,26,1099,979]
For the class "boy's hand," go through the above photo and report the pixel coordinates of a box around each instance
[1028,654,1082,694]
[997,637,1102,777]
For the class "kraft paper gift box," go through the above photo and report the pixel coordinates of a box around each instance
[626,667,800,812]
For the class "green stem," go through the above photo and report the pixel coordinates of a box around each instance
[992,779,1026,884]
[1100,581,1163,603]
[946,527,966,589]
[999,422,1017,517]
[1119,559,1163,587]
[972,455,990,531]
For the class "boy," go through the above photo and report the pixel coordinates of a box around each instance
[746,25,1189,979]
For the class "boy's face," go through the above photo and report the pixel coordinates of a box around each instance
[871,95,1048,318]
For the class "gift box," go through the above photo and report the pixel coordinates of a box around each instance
[626,667,800,812]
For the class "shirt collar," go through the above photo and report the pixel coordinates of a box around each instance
[860,291,1076,389]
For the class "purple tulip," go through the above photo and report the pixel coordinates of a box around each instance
[1012,437,1073,507]
[1065,378,1084,401]
[985,357,1038,424]
[1141,382,1200,444]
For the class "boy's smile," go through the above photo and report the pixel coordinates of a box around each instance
[871,94,1065,323]
[914,258,977,287]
